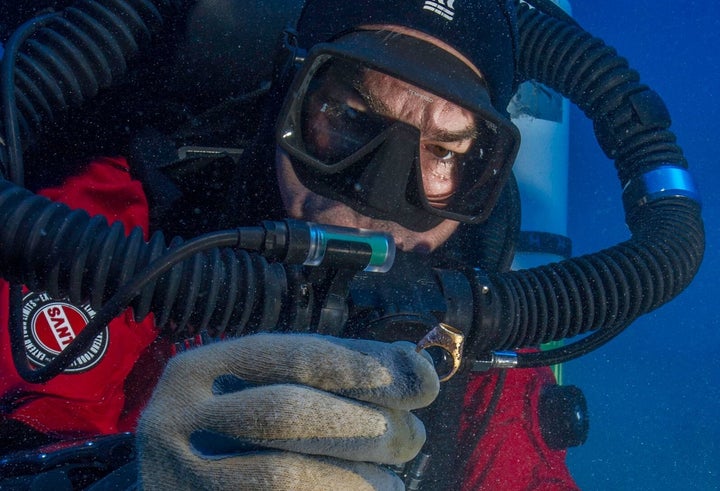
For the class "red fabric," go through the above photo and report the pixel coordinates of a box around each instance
[0,157,173,438]
[459,366,579,490]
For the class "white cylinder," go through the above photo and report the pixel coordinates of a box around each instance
[511,0,572,269]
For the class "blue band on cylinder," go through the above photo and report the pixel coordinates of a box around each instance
[622,166,701,210]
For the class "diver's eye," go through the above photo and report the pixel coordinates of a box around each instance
[425,144,456,161]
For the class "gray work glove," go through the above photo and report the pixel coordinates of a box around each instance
[136,333,440,490]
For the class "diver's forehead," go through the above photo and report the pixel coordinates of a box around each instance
[359,69,477,138]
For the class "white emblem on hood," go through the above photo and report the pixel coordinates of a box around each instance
[423,0,455,21]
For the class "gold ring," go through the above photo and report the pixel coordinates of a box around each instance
[416,323,464,382]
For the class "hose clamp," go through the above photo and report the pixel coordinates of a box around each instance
[471,351,519,371]
[622,165,701,210]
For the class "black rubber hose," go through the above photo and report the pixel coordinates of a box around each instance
[467,4,705,366]
[9,228,260,383]
[0,178,288,339]
[0,0,186,178]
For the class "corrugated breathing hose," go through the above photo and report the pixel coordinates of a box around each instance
[467,3,705,367]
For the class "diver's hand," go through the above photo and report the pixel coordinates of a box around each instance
[136,333,440,490]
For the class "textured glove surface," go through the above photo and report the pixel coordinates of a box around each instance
[137,333,440,490]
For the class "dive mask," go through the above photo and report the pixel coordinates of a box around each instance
[277,31,520,231]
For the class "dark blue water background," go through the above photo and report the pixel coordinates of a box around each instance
[564,2,719,489]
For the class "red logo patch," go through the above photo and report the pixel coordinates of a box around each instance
[22,292,109,373]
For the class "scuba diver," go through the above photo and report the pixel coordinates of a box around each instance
[0,0,704,489]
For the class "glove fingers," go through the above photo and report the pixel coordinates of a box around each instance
[160,334,439,410]
[140,450,404,491]
[138,334,440,489]
[192,384,426,464]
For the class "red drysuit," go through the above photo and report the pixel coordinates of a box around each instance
[0,156,577,489]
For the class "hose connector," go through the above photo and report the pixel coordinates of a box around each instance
[622,165,701,211]
[262,219,395,272]
[471,350,519,371]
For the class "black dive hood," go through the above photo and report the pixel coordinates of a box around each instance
[0,0,705,382]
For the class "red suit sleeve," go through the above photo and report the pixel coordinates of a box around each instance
[0,157,173,438]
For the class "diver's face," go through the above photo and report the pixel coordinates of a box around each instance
[277,29,481,253]
[304,67,477,207]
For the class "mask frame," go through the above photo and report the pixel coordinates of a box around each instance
[276,31,521,230]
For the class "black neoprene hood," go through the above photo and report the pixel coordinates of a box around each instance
[296,0,519,113]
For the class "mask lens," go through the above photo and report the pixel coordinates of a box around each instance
[420,120,507,217]
[300,59,390,164]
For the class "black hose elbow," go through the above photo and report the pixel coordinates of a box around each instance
[467,4,707,367]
